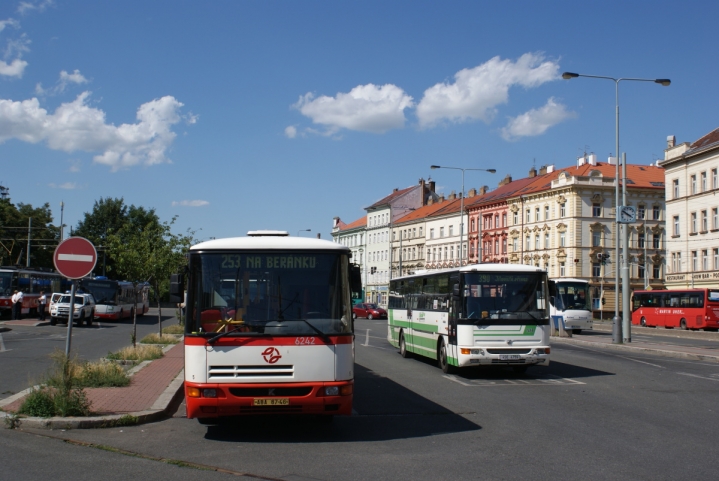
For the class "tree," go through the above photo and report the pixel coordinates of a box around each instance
[74,198,160,276]
[0,198,59,268]
[107,217,193,345]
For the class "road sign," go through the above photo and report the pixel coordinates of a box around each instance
[53,237,97,279]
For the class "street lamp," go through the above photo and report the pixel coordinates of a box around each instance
[297,229,311,237]
[562,71,670,344]
[430,165,496,267]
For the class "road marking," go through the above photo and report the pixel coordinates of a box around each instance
[443,373,585,387]
[615,355,665,368]
[676,372,719,382]
[0,332,6,352]
[363,329,370,346]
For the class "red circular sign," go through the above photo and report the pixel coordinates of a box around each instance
[53,237,98,279]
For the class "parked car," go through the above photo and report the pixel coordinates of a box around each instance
[50,293,96,327]
[352,303,387,320]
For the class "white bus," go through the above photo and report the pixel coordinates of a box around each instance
[80,278,150,320]
[171,231,360,423]
[388,264,550,374]
[548,278,592,333]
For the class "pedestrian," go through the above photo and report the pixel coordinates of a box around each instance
[38,290,47,321]
[11,290,23,320]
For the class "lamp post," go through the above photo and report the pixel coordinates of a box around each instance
[297,229,311,237]
[562,71,670,344]
[430,165,496,267]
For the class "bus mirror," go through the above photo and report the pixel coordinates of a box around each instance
[548,280,557,298]
[350,264,362,296]
[453,283,460,296]
[169,273,184,303]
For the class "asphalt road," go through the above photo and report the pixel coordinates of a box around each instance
[0,308,178,397]
[4,316,719,480]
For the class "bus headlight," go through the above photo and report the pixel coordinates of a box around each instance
[324,386,339,396]
[202,389,217,398]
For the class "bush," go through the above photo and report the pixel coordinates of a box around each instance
[140,333,180,345]
[17,388,56,418]
[106,345,163,362]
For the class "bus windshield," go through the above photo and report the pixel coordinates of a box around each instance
[82,281,118,305]
[187,251,352,336]
[462,272,548,321]
[0,272,12,296]
[554,282,591,311]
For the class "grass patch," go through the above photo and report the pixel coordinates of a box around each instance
[106,344,163,362]
[75,361,130,388]
[162,324,184,335]
[18,351,91,418]
[140,333,180,345]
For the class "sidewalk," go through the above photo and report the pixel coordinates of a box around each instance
[552,328,719,363]
[0,342,184,430]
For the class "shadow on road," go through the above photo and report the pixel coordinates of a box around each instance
[202,363,481,443]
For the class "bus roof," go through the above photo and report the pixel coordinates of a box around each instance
[391,263,546,281]
[551,278,589,284]
[191,235,350,252]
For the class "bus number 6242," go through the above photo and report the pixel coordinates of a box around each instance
[295,337,316,345]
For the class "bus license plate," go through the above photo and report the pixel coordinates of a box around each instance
[253,398,289,406]
[499,355,521,360]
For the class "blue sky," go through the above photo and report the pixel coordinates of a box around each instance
[1,0,717,242]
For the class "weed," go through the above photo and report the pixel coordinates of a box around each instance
[140,333,180,345]
[76,361,130,388]
[17,388,56,417]
[3,413,20,429]
[106,345,163,362]
[162,323,184,335]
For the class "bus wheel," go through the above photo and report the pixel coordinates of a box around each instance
[399,331,411,358]
[680,319,687,330]
[640,317,647,327]
[438,339,455,374]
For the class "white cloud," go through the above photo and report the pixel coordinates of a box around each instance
[416,53,560,129]
[284,125,297,138]
[36,69,89,95]
[172,200,209,207]
[0,92,193,171]
[0,18,20,33]
[48,182,78,189]
[0,58,27,77]
[18,0,54,15]
[294,83,414,134]
[500,97,575,141]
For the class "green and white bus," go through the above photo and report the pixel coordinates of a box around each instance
[388,264,550,373]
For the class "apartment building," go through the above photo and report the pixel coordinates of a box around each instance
[661,128,719,289]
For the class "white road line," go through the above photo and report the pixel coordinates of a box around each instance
[363,329,370,346]
[615,355,665,369]
[676,372,719,382]
[0,332,5,352]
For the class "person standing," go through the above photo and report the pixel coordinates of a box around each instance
[11,290,23,320]
[38,290,47,321]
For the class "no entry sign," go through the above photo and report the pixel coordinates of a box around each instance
[53,237,97,279]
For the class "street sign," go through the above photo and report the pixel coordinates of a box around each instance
[53,237,97,279]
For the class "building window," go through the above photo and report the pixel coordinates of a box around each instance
[714,168,718,190]
[495,239,499,255]
[430,228,434,239]
[513,238,518,252]
[692,251,698,271]
[702,210,708,232]
[471,219,475,232]
[592,262,601,277]
[526,209,531,223]
[535,208,540,223]
[653,232,660,249]
[592,231,601,247]
[714,248,719,270]
[638,232,645,249]
[714,208,719,230]
[544,232,550,249]
[702,172,707,192]
[673,216,680,236]
[691,212,697,234]
[673,179,680,199]
[513,211,518,225]
[691,174,697,195]
[638,263,645,280]
[526,235,531,250]
[637,205,645,220]
[560,203,566,217]
[495,215,499,228]
[545,205,550,221]
[592,203,601,217]
[653,205,660,220]
[502,238,507,254]
[559,262,566,277]
[502,213,507,227]
[703,250,709,270]
[440,227,444,238]
[560,232,566,247]
[535,235,540,250]
[449,225,453,237]
[653,264,660,279]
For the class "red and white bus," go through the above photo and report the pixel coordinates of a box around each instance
[172,231,360,423]
[632,289,719,330]
[0,266,70,319]
[80,278,150,320]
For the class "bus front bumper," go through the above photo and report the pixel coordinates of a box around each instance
[185,380,353,419]
[457,347,550,367]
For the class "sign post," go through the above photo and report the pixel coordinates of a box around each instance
[53,237,97,356]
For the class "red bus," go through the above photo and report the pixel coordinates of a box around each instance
[631,289,719,330]
[0,266,70,319]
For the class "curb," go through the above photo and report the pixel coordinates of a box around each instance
[552,337,719,363]
[0,320,51,327]
[0,370,185,430]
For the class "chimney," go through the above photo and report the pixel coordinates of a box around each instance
[429,180,436,193]
[498,174,512,187]
[316,233,321,239]
[539,165,547,175]
[439,195,445,202]
[588,153,597,165]
[468,188,477,197]
[393,188,398,193]
[607,156,617,165]
[333,216,340,228]
[667,135,676,148]
[546,164,555,173]
[479,185,489,195]
[427,197,434,205]
[448,191,456,200]
[529,167,537,178]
